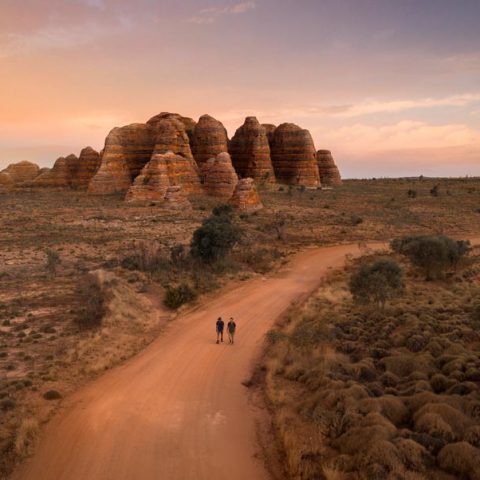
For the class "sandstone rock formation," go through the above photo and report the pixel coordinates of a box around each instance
[0,172,14,188]
[317,150,342,186]
[163,186,191,210]
[191,115,229,168]
[70,147,101,190]
[1,160,40,184]
[202,152,238,199]
[229,117,275,183]
[162,151,202,194]
[88,124,156,194]
[262,124,276,146]
[125,153,170,202]
[147,112,196,141]
[152,117,193,160]
[32,154,78,188]
[229,178,263,211]
[270,123,320,186]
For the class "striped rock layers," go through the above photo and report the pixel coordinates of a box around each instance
[32,154,79,188]
[152,117,194,160]
[69,147,101,190]
[270,123,320,187]
[88,124,156,194]
[316,150,342,186]
[147,112,196,141]
[163,151,202,194]
[1,160,40,184]
[262,124,276,146]
[202,152,238,199]
[191,115,229,168]
[229,117,275,183]
[229,178,263,212]
[125,153,170,202]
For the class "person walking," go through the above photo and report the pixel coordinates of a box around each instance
[227,317,236,344]
[216,317,224,344]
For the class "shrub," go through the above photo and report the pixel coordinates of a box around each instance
[75,274,106,329]
[391,235,470,280]
[45,249,60,275]
[407,189,417,198]
[349,259,403,307]
[43,390,62,400]
[190,210,242,263]
[350,215,363,226]
[430,184,440,196]
[164,283,197,309]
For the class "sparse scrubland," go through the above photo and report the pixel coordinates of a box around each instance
[263,235,480,479]
[1,177,480,477]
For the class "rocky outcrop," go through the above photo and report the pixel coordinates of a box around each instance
[317,150,342,186]
[202,152,238,199]
[147,112,196,141]
[229,117,275,183]
[163,186,191,210]
[125,153,170,202]
[191,115,229,168]
[70,147,101,190]
[162,151,202,194]
[262,124,276,146]
[31,154,78,188]
[1,160,40,184]
[37,167,50,176]
[152,117,193,160]
[270,123,320,186]
[229,178,263,211]
[0,172,14,188]
[88,123,156,194]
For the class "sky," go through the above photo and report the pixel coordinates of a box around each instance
[0,0,479,178]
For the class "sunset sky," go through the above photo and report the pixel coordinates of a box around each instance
[1,0,479,177]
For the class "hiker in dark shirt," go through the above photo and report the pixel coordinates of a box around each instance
[216,317,224,344]
[227,317,236,344]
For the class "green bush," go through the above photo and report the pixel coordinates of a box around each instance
[391,235,470,280]
[190,209,242,263]
[349,259,403,307]
[164,283,198,309]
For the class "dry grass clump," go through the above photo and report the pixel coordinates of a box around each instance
[14,418,39,455]
[437,442,480,479]
[263,247,480,479]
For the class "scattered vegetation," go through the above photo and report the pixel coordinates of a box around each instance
[264,242,480,479]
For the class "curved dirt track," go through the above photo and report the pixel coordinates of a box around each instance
[15,244,367,480]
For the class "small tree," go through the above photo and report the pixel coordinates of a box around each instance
[190,209,242,263]
[391,235,470,280]
[349,259,403,307]
[45,249,60,275]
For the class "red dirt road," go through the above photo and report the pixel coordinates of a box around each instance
[15,244,367,480]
